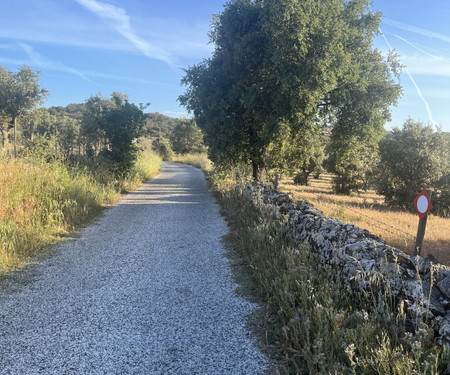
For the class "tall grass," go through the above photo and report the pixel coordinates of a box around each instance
[217,181,449,374]
[0,150,161,275]
[171,153,212,172]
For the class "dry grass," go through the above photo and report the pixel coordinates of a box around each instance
[279,174,450,266]
[0,151,161,276]
[171,153,212,172]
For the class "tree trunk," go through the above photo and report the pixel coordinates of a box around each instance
[0,126,7,148]
[274,174,279,190]
[252,158,265,182]
[13,116,17,158]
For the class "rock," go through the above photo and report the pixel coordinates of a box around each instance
[422,280,446,316]
[437,275,450,300]
[241,182,450,347]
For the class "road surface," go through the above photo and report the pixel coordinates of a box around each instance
[0,162,267,374]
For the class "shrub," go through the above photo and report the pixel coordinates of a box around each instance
[152,138,173,161]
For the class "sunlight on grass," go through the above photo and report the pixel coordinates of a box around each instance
[279,174,450,266]
[171,153,212,172]
[0,151,161,276]
[219,186,449,374]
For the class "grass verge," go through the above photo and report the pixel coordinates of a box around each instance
[0,150,161,276]
[171,153,212,172]
[216,181,449,374]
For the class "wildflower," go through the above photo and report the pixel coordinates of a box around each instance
[2,243,8,246]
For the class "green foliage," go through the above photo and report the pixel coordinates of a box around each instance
[143,112,179,138]
[83,92,148,176]
[152,138,173,161]
[169,119,206,154]
[180,0,401,182]
[327,138,381,194]
[376,119,449,216]
[180,0,270,180]
[0,65,48,156]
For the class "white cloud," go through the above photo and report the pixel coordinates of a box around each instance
[399,54,450,78]
[74,0,175,66]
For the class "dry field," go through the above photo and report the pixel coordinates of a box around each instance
[279,174,450,266]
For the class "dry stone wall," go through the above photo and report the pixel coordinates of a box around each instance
[240,182,450,346]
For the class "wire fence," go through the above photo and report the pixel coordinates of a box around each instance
[308,197,443,253]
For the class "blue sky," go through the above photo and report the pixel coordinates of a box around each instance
[0,0,449,132]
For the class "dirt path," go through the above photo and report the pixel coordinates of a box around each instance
[0,162,267,374]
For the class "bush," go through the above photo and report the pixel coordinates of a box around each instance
[152,138,173,161]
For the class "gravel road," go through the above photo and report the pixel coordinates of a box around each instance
[0,162,267,374]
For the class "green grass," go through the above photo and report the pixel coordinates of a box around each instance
[0,150,161,276]
[216,178,449,374]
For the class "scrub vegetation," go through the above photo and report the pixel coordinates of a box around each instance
[0,68,162,275]
[0,146,161,276]
[213,172,449,374]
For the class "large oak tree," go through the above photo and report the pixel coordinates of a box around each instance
[179,0,401,181]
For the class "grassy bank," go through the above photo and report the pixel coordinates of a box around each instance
[171,153,212,172]
[215,177,449,374]
[279,174,450,266]
[0,150,161,276]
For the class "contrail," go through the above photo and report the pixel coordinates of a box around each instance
[391,32,450,64]
[75,0,175,67]
[19,43,91,82]
[384,18,450,44]
[380,29,439,129]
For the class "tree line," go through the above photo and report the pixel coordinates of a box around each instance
[0,65,201,177]
[179,0,449,217]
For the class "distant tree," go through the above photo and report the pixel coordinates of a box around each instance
[180,0,401,181]
[292,130,326,186]
[266,124,325,186]
[82,94,108,156]
[0,65,48,156]
[144,112,179,138]
[56,115,80,159]
[0,113,13,148]
[21,107,53,141]
[169,119,206,154]
[100,92,148,176]
[152,138,173,161]
[376,119,449,215]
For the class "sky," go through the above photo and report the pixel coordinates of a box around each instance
[0,0,449,132]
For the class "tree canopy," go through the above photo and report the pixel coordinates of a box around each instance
[169,119,206,154]
[377,119,449,215]
[83,92,148,176]
[179,0,401,181]
[0,65,48,156]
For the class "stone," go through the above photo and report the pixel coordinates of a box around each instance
[422,280,446,316]
[437,276,450,300]
[241,182,450,347]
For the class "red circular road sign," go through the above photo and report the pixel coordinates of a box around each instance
[413,189,433,220]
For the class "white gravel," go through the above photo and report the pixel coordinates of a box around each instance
[0,162,267,374]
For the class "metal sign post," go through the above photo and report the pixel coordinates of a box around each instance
[413,189,433,256]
